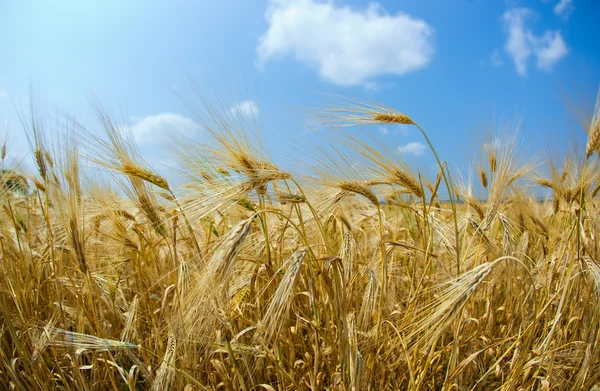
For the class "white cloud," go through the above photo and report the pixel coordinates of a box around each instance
[257,0,435,87]
[503,8,532,75]
[531,31,568,71]
[490,49,503,67]
[229,100,260,118]
[398,141,426,156]
[502,8,567,75]
[128,113,199,144]
[379,127,389,135]
[554,0,574,18]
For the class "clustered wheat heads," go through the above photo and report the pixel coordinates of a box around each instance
[2,93,600,391]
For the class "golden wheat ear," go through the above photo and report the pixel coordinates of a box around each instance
[586,88,600,158]
[121,163,170,191]
[316,97,414,128]
[255,248,307,343]
[336,181,379,207]
[371,112,414,125]
[403,261,500,352]
[479,169,488,188]
[149,334,177,391]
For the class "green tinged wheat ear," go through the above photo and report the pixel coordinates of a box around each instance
[236,197,257,211]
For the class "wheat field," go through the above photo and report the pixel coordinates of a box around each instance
[1,95,600,390]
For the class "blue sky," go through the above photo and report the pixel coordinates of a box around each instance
[1,0,599,179]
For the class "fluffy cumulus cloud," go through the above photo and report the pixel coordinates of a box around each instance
[257,0,435,87]
[503,8,533,75]
[128,113,200,144]
[502,8,567,75]
[229,100,260,118]
[398,141,426,156]
[531,31,568,71]
[554,0,574,18]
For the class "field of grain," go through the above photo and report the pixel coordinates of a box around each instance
[1,96,600,390]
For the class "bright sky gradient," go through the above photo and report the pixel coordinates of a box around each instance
[1,0,599,178]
